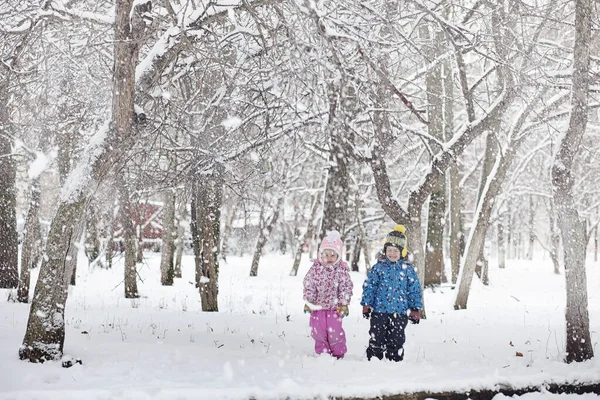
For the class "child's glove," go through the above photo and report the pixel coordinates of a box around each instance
[409,309,421,324]
[304,304,312,314]
[336,305,349,317]
[362,305,371,319]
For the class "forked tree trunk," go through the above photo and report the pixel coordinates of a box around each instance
[197,169,223,311]
[160,190,176,285]
[454,99,542,309]
[17,178,41,303]
[551,0,594,363]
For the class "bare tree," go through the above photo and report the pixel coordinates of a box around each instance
[19,0,148,362]
[551,0,594,363]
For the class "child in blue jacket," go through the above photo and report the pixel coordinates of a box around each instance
[361,225,423,361]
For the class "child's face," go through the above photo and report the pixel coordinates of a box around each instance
[386,246,401,262]
[321,250,339,265]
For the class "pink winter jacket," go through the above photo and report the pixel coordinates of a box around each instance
[303,259,353,310]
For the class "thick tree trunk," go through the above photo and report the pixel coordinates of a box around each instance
[551,0,594,363]
[118,177,139,298]
[197,169,223,311]
[250,197,283,277]
[320,136,349,239]
[160,191,176,286]
[19,197,87,362]
[17,178,41,303]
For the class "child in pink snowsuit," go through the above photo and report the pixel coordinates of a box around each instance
[303,230,353,358]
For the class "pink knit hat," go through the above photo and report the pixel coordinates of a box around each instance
[319,230,343,262]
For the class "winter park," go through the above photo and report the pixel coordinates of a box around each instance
[1,0,600,399]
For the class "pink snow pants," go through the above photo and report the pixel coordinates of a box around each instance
[309,310,347,357]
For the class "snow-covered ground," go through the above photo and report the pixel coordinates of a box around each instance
[0,251,599,400]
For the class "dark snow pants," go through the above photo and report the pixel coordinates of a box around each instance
[366,312,408,362]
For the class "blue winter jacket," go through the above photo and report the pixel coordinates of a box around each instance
[360,257,423,314]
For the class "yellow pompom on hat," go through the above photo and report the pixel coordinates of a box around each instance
[383,224,408,258]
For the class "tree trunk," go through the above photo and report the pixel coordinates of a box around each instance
[551,0,594,363]
[67,221,85,286]
[350,236,361,272]
[174,202,185,278]
[0,94,19,288]
[473,132,498,282]
[290,192,321,276]
[527,195,535,260]
[136,223,144,264]
[85,204,101,265]
[320,84,350,240]
[17,178,41,303]
[220,197,237,261]
[197,169,223,311]
[118,177,139,298]
[354,192,371,271]
[422,21,446,288]
[497,216,506,269]
[250,197,284,277]
[454,86,544,309]
[160,190,176,286]
[19,197,87,362]
[548,199,561,275]
[105,208,116,269]
[191,189,202,288]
